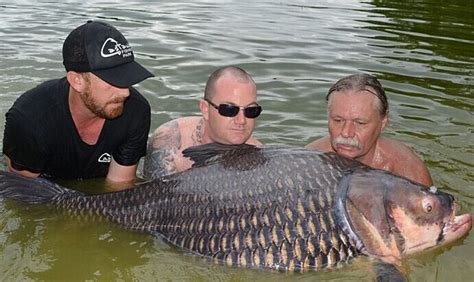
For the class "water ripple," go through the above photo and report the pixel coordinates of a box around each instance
[0,1,473,281]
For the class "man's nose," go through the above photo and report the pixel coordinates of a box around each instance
[234,108,246,125]
[341,121,355,137]
[115,87,130,98]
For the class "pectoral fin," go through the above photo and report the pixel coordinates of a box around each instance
[182,143,260,167]
[373,261,407,282]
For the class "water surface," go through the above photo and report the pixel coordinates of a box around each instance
[0,0,473,281]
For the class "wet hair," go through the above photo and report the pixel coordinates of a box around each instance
[204,66,255,100]
[326,73,388,116]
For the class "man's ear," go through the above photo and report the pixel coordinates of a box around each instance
[66,71,87,93]
[381,111,389,130]
[200,99,209,121]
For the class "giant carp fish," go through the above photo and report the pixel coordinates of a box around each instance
[0,144,471,280]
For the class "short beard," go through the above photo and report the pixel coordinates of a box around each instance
[81,77,124,119]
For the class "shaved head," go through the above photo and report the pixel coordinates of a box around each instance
[204,66,255,100]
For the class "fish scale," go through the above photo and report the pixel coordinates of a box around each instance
[144,150,358,270]
[151,191,355,271]
[51,157,352,271]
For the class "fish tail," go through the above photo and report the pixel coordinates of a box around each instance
[0,171,76,204]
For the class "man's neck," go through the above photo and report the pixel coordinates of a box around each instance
[199,118,219,145]
[356,143,389,171]
[68,88,105,145]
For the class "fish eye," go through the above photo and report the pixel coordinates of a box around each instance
[426,204,432,212]
[423,200,433,213]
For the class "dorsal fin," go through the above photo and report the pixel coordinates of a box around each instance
[182,143,259,168]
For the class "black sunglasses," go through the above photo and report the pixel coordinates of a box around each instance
[205,99,262,119]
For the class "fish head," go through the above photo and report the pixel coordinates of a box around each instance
[385,182,472,256]
[338,168,472,265]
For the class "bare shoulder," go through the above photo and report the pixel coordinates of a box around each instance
[150,116,201,144]
[143,117,201,179]
[246,136,262,146]
[380,138,422,161]
[305,136,332,151]
[143,118,185,179]
[379,137,433,186]
[149,118,181,148]
[174,116,202,131]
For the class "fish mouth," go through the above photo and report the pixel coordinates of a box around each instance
[441,203,472,244]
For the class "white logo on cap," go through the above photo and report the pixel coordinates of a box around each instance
[98,153,112,163]
[100,38,132,58]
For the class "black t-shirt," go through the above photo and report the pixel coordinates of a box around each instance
[3,77,151,179]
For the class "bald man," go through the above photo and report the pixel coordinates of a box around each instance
[143,66,262,179]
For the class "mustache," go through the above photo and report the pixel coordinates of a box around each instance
[109,97,127,104]
[333,136,361,149]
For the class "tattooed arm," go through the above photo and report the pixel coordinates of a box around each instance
[143,120,182,179]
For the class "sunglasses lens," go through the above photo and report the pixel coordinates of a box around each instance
[218,104,240,117]
[244,106,262,119]
[211,100,262,119]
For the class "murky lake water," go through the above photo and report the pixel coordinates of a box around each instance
[0,0,473,281]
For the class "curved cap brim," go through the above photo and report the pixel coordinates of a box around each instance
[92,61,154,88]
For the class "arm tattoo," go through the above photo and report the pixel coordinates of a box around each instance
[143,121,181,179]
[191,118,204,146]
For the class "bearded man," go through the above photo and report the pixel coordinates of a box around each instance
[3,21,154,190]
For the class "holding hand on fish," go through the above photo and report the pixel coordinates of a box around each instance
[0,144,471,281]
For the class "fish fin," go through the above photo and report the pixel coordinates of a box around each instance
[373,261,407,282]
[0,171,76,204]
[182,143,259,167]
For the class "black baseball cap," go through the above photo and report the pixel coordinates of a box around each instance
[62,20,154,88]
